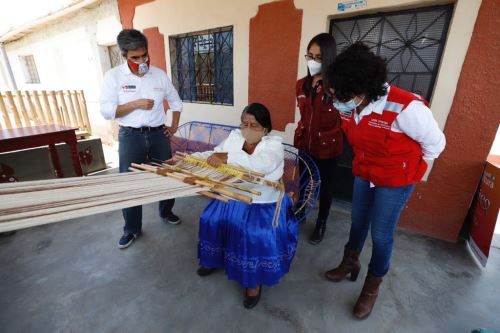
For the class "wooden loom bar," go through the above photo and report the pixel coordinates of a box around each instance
[131,163,253,204]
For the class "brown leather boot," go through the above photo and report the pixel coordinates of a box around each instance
[353,274,383,319]
[324,247,361,282]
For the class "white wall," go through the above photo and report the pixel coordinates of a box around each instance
[133,0,270,132]
[1,0,122,144]
[133,0,481,150]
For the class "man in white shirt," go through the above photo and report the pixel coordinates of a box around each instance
[100,29,183,249]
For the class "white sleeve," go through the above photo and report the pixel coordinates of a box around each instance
[392,101,446,160]
[164,74,183,112]
[99,71,118,120]
[227,140,284,175]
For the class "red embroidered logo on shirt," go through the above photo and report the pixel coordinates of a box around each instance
[122,85,136,92]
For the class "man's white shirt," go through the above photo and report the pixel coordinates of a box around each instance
[100,63,182,127]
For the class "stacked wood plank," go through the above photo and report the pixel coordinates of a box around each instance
[0,90,91,137]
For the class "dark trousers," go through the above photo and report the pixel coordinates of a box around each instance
[347,176,415,277]
[297,155,338,221]
[118,127,174,234]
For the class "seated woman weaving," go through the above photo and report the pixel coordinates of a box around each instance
[190,103,298,309]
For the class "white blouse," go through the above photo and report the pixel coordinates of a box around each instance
[193,129,284,203]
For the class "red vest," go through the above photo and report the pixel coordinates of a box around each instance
[340,85,428,187]
[293,77,343,160]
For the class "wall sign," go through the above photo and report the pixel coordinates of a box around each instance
[338,0,367,12]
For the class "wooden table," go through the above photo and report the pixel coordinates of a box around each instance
[0,124,83,177]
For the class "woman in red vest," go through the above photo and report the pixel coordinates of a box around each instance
[294,33,343,244]
[323,42,446,319]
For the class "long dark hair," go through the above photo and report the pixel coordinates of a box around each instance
[242,103,272,133]
[325,42,388,103]
[303,33,337,97]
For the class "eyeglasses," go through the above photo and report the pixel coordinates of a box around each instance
[240,122,263,130]
[304,54,322,62]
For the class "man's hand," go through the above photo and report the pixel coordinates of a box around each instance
[134,99,154,110]
[115,98,154,118]
[207,153,228,167]
[163,125,177,137]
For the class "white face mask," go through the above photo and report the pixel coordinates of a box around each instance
[307,59,322,76]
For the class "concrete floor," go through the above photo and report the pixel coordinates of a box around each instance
[1,196,499,333]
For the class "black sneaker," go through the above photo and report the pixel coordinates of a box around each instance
[163,213,182,225]
[118,233,139,249]
[197,266,216,277]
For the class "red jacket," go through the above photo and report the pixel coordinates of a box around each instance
[340,85,428,187]
[293,77,343,160]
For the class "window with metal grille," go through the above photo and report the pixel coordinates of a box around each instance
[19,55,40,84]
[108,44,124,68]
[169,26,233,105]
[330,4,453,101]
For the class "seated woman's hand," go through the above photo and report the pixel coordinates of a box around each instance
[165,155,182,165]
[207,153,228,167]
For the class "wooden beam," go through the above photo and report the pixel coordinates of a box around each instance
[41,90,54,123]
[31,91,47,124]
[23,91,40,125]
[5,91,22,127]
[49,91,63,124]
[0,94,13,128]
[15,91,32,127]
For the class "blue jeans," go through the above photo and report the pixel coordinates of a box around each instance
[346,176,415,277]
[119,127,175,234]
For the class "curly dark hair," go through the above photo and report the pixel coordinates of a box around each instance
[325,42,388,102]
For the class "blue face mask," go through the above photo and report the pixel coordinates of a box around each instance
[333,97,364,112]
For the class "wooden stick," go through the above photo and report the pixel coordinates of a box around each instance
[5,91,22,127]
[71,90,85,131]
[77,90,91,133]
[24,91,40,125]
[49,91,63,124]
[176,151,266,177]
[15,91,31,127]
[57,91,69,126]
[0,94,12,128]
[131,163,253,204]
[154,162,261,195]
[32,91,47,124]
[41,90,54,123]
[65,91,79,129]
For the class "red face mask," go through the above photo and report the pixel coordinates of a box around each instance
[127,57,150,75]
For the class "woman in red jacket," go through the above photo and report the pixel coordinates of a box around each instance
[294,33,343,245]
[324,42,446,319]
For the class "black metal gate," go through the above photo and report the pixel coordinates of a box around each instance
[330,4,453,101]
[329,5,453,202]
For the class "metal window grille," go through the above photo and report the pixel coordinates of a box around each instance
[108,44,124,68]
[169,26,233,105]
[19,55,40,84]
[330,4,453,101]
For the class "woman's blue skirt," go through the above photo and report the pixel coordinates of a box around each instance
[198,195,298,289]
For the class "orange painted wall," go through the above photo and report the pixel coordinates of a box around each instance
[399,0,500,241]
[117,0,154,29]
[248,0,302,131]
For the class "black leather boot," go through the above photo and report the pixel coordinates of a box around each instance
[308,218,326,245]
